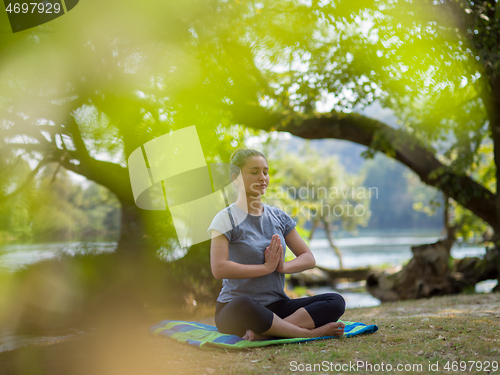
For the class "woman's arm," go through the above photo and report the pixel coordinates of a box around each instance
[210,231,281,279]
[277,228,316,274]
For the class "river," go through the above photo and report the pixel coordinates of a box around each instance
[0,232,496,308]
[307,231,497,309]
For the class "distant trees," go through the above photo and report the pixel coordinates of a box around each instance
[362,153,444,231]
[0,163,120,243]
[263,142,370,268]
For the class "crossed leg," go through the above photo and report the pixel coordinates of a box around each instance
[222,293,346,341]
[242,309,345,341]
[284,307,316,328]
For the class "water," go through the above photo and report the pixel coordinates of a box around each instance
[309,235,488,269]
[307,234,497,309]
[0,237,496,299]
[0,242,117,272]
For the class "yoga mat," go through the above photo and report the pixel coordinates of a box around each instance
[150,319,378,350]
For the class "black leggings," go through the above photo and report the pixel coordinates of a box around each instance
[214,293,346,338]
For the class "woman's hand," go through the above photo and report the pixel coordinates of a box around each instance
[264,234,281,272]
[211,229,278,279]
[276,244,286,273]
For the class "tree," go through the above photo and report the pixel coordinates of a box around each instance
[2,0,499,295]
[0,0,256,259]
[225,0,500,292]
[228,1,499,239]
[1,0,264,322]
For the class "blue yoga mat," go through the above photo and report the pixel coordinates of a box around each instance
[150,319,378,350]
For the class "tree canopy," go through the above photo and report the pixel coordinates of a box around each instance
[228,0,500,238]
[1,0,499,251]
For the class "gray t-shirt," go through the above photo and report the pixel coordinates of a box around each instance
[207,202,297,306]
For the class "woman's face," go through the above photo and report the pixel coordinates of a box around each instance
[233,156,269,197]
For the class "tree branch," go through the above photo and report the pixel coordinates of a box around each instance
[235,104,498,229]
[0,157,49,204]
[1,143,50,152]
[64,115,91,160]
[57,154,131,202]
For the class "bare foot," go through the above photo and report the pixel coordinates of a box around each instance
[242,330,272,341]
[309,322,345,338]
[242,329,255,341]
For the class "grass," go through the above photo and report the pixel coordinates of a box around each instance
[0,292,499,375]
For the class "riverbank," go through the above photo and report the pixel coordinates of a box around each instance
[0,292,498,375]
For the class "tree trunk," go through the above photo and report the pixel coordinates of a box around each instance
[366,240,500,301]
[366,239,458,301]
[308,216,318,242]
[116,199,152,257]
[483,72,500,289]
[236,107,498,229]
[321,217,343,269]
[454,248,500,287]
[443,195,455,241]
[238,106,500,296]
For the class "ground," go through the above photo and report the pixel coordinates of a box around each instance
[0,292,499,375]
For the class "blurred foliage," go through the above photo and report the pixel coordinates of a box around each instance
[0,0,499,319]
[251,0,498,238]
[1,0,497,244]
[0,0,265,254]
[0,161,120,243]
[411,141,495,242]
[448,141,496,241]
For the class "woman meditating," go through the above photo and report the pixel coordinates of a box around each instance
[207,149,346,341]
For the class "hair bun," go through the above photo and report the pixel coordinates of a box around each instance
[230,149,245,163]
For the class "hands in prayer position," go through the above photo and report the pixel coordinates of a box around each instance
[264,234,285,273]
